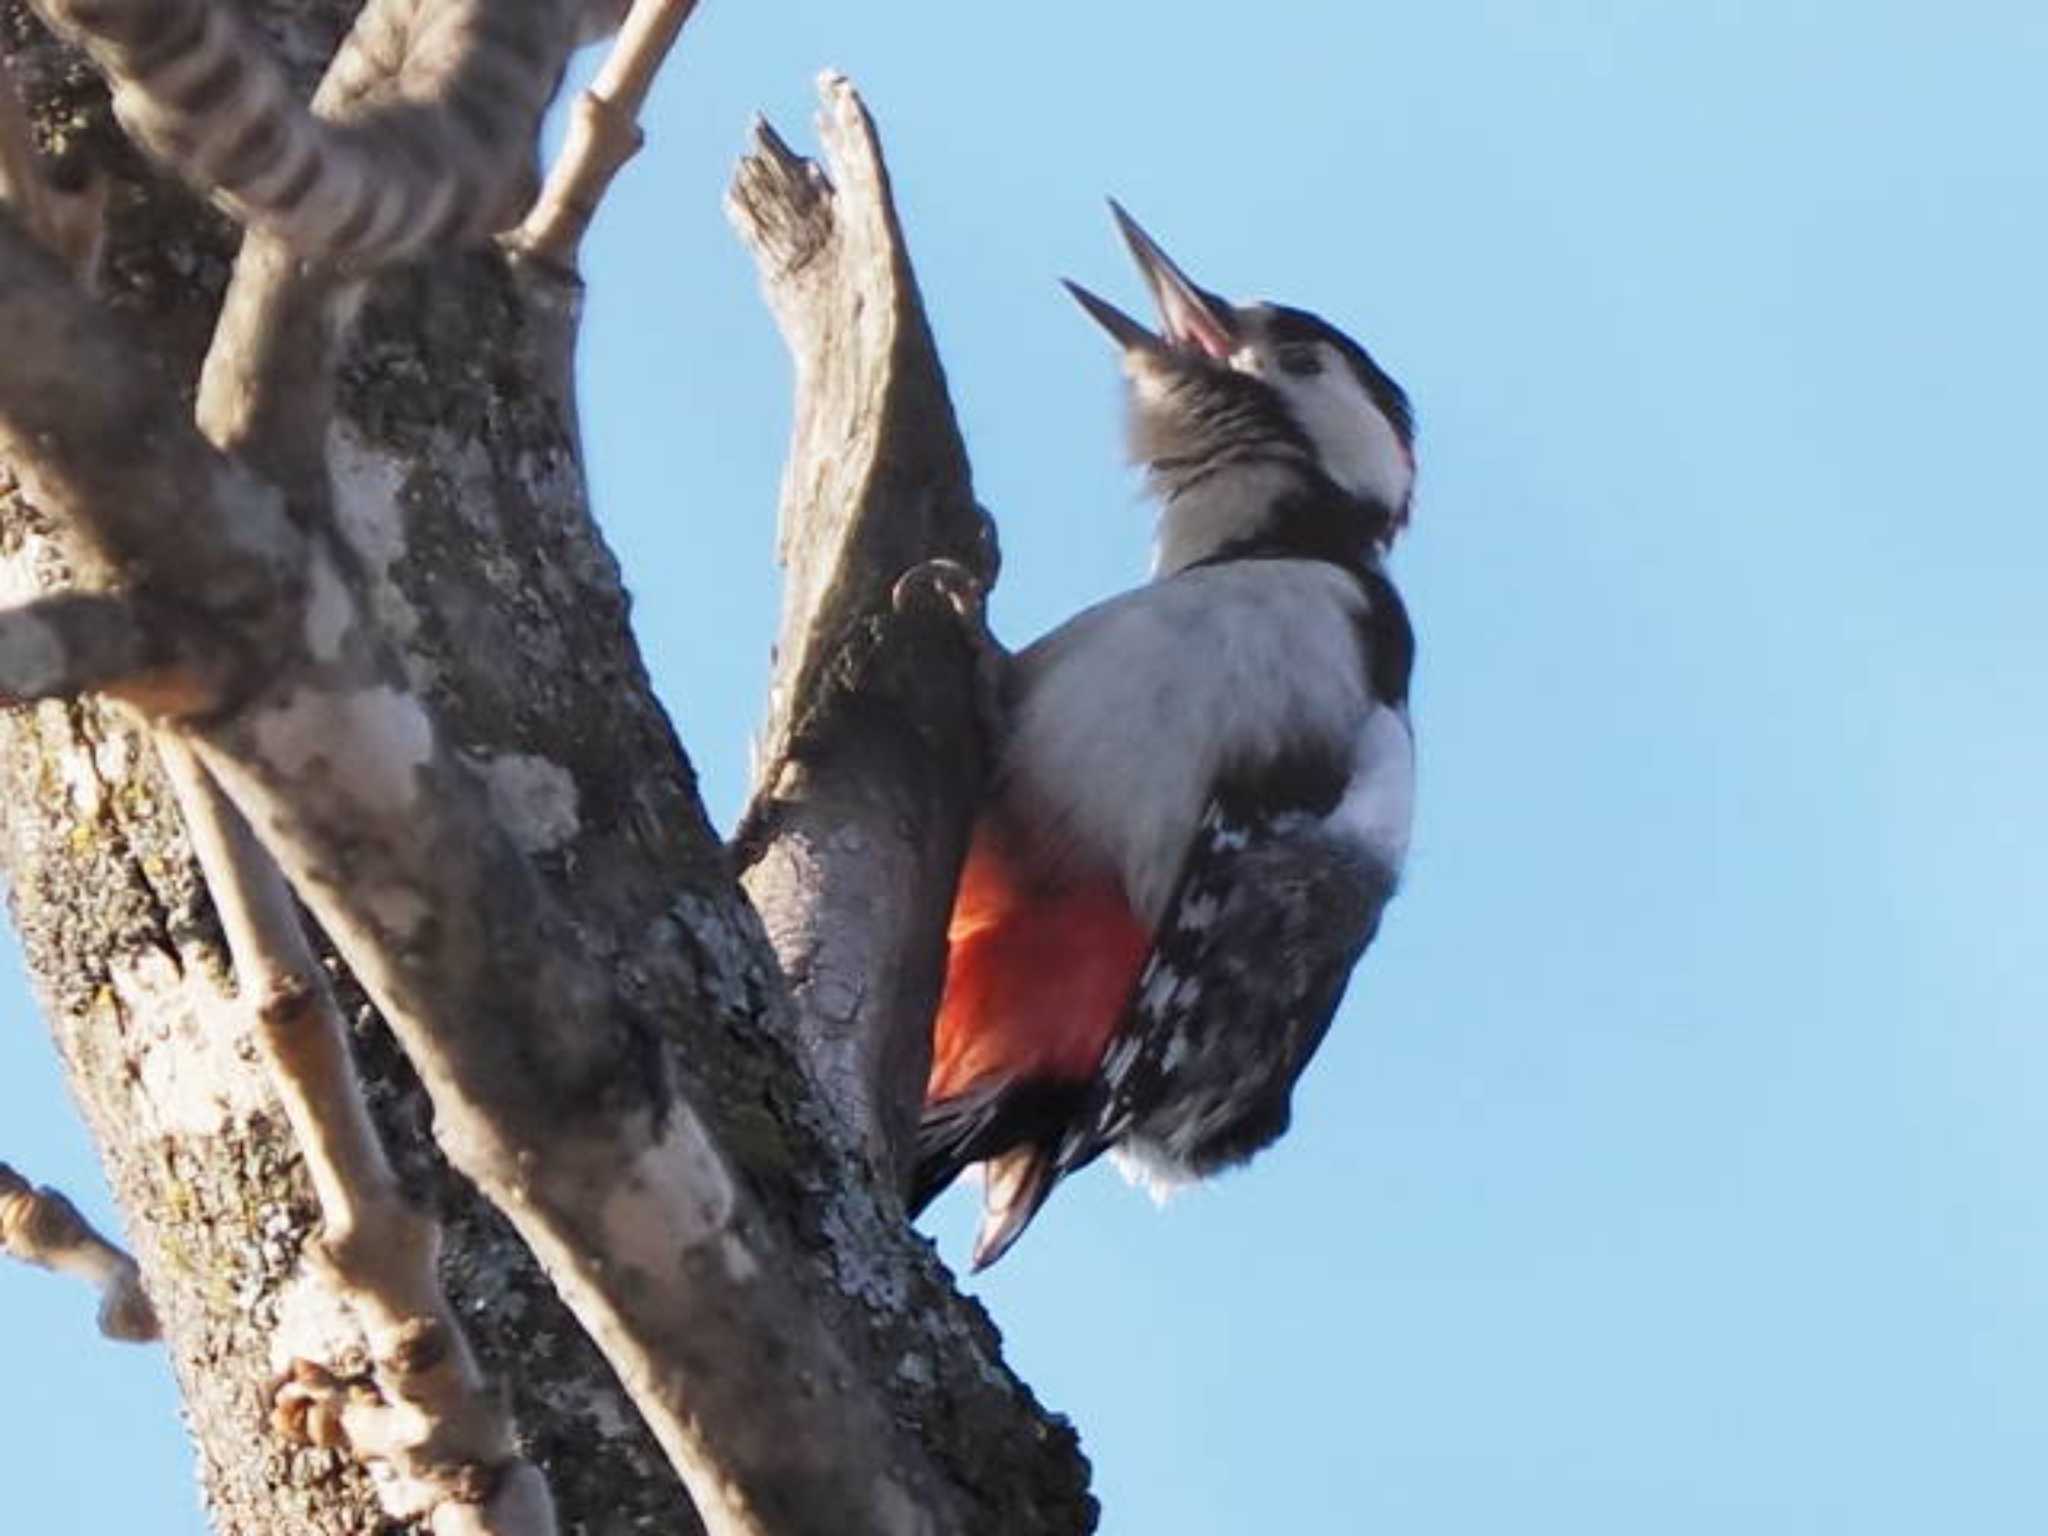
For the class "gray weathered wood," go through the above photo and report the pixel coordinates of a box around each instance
[729,79,999,1188]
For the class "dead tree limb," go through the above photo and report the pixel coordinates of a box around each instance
[729,74,1001,1187]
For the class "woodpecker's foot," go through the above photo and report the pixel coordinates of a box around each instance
[892,555,986,625]
[272,1355,387,1456]
[893,557,1010,750]
[272,1349,518,1525]
[271,1324,473,1474]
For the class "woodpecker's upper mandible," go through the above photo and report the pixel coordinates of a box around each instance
[915,202,1419,1269]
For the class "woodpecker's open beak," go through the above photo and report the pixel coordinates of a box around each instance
[1061,278,1159,352]
[1064,201,1239,360]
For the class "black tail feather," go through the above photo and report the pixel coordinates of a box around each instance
[912,1077,1091,1217]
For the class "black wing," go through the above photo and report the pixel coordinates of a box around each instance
[1056,786,1397,1187]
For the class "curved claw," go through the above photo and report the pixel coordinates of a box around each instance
[891,557,987,623]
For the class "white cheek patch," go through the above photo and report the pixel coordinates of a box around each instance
[1274,352,1413,511]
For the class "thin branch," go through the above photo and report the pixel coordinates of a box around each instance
[26,0,587,269]
[161,743,555,1536]
[511,0,703,273]
[726,74,1000,1185]
[0,1162,159,1341]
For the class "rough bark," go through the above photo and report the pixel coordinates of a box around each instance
[2,7,1093,1535]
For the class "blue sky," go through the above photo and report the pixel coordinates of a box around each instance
[4,3,2045,1531]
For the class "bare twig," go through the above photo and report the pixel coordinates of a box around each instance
[726,74,1001,1185]
[0,1162,159,1341]
[511,0,703,272]
[162,744,554,1536]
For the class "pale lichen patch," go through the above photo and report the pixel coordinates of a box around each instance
[269,1266,366,1378]
[871,1471,937,1536]
[251,684,435,818]
[92,729,137,786]
[600,1111,758,1286]
[327,423,421,648]
[303,551,355,662]
[117,946,275,1136]
[476,751,581,854]
[358,874,432,942]
[0,530,59,606]
[327,424,411,575]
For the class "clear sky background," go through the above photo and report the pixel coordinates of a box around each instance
[4,2,2045,1531]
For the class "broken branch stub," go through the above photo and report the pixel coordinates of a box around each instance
[0,1162,159,1341]
[728,74,1002,1188]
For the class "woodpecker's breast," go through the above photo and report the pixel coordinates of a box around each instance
[999,558,1378,923]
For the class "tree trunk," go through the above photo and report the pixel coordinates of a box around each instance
[0,3,1093,1531]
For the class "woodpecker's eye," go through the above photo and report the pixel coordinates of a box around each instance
[1278,344,1324,377]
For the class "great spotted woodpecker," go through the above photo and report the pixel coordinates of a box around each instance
[915,204,1419,1269]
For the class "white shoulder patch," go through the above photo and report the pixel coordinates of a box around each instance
[1328,703,1415,877]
